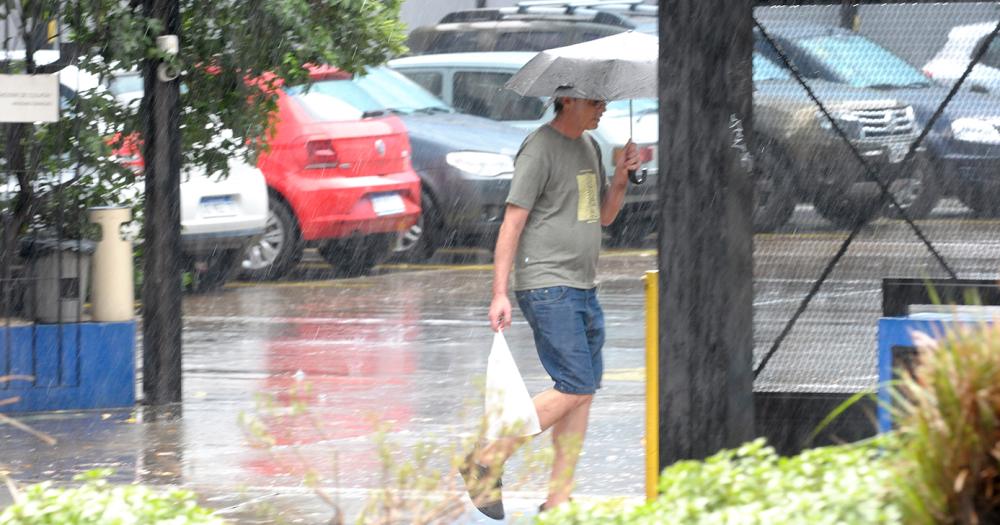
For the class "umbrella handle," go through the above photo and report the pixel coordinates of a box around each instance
[628,168,647,185]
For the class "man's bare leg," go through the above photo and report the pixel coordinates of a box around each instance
[544,395,591,508]
[477,389,592,468]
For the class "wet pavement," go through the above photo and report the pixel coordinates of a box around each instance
[3,199,1000,523]
[1,246,652,524]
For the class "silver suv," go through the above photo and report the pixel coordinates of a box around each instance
[406,3,638,56]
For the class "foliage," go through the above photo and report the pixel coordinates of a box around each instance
[535,438,901,525]
[0,469,225,524]
[893,326,1000,524]
[0,0,406,259]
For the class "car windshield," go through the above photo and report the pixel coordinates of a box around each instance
[353,67,452,114]
[287,67,451,120]
[753,53,792,81]
[794,34,930,89]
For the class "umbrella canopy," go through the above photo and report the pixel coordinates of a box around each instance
[504,31,658,101]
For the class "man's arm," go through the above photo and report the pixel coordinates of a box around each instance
[600,140,641,226]
[489,204,530,332]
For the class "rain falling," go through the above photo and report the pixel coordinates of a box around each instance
[4,1,1000,524]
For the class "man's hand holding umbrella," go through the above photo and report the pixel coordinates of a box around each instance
[616,140,643,186]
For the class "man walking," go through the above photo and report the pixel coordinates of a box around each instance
[462,94,640,519]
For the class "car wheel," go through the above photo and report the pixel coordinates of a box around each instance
[811,186,882,229]
[238,196,303,281]
[393,193,440,261]
[752,140,797,232]
[605,216,655,248]
[318,233,393,278]
[958,186,1000,216]
[188,249,241,293]
[883,155,939,220]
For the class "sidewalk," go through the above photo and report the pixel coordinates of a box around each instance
[1,388,644,524]
[0,259,649,523]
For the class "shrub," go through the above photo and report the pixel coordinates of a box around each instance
[893,326,1000,524]
[0,470,225,525]
[535,438,901,525]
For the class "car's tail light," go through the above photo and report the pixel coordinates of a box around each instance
[613,144,657,166]
[638,145,656,164]
[305,139,339,169]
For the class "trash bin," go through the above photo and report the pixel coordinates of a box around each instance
[88,207,134,322]
[19,237,97,323]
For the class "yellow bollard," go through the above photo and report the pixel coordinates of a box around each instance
[643,270,659,502]
[89,206,135,322]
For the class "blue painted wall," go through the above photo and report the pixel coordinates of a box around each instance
[0,321,136,413]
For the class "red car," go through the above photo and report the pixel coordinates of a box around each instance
[241,66,421,280]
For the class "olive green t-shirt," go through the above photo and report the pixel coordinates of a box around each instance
[506,124,607,292]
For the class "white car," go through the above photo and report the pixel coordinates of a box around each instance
[388,51,659,246]
[173,159,269,289]
[923,21,1000,96]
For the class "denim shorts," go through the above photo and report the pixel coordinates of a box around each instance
[515,286,605,395]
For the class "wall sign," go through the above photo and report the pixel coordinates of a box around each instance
[0,74,60,123]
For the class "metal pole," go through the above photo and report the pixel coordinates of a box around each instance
[657,0,755,466]
[643,270,659,500]
[141,0,183,405]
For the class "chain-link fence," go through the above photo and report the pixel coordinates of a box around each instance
[750,3,1000,399]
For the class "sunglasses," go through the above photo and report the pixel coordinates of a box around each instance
[585,99,608,108]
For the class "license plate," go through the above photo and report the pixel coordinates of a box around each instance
[887,143,908,164]
[199,195,237,217]
[371,193,405,216]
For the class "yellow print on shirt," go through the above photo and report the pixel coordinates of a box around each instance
[577,170,600,223]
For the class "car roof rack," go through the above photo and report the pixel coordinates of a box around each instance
[517,0,657,16]
[437,3,642,27]
[438,9,506,23]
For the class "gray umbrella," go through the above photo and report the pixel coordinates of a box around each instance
[504,31,658,100]
[504,31,658,183]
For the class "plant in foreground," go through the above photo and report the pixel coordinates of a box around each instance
[536,437,901,525]
[0,469,225,524]
[893,325,1000,525]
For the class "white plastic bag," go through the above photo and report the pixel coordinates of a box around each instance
[484,331,541,440]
